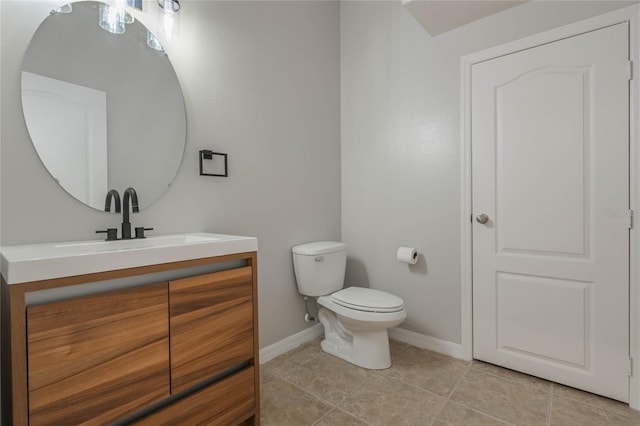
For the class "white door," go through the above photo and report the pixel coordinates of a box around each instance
[22,71,108,209]
[472,23,630,402]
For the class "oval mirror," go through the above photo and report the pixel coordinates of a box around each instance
[21,1,186,211]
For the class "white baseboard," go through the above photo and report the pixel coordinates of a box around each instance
[259,323,324,364]
[389,327,466,360]
[260,325,465,364]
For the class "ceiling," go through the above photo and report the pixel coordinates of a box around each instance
[403,0,527,36]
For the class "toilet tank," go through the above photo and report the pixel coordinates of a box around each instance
[292,241,347,297]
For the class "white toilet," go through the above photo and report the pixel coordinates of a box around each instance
[292,241,407,369]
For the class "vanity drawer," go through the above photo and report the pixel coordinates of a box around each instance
[169,266,254,393]
[26,283,170,426]
[135,366,255,425]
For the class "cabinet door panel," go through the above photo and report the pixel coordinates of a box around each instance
[27,283,170,426]
[135,367,255,425]
[170,266,253,393]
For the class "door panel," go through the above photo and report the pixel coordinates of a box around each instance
[496,273,590,366]
[472,23,629,401]
[496,68,590,256]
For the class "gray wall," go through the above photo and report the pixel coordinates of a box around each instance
[1,0,341,348]
[340,0,636,344]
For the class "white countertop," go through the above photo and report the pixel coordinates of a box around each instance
[1,232,258,285]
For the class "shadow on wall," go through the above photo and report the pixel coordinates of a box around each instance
[346,253,428,287]
[406,253,428,275]
[345,256,370,287]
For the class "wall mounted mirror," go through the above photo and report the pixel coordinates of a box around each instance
[21,1,186,211]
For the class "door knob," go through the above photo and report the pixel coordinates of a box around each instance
[476,214,489,224]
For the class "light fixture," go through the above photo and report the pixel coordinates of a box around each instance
[114,0,133,24]
[158,0,180,13]
[146,31,164,52]
[154,0,181,44]
[99,3,125,34]
[53,4,73,14]
[123,10,134,24]
[151,0,180,48]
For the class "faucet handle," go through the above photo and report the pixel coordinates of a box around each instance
[96,228,118,241]
[135,227,154,239]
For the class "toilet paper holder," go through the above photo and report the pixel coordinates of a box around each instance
[397,247,419,265]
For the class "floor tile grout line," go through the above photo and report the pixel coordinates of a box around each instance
[276,373,341,410]
[546,383,554,426]
[336,371,372,402]
[442,400,520,426]
[269,347,325,380]
[287,380,338,408]
[312,406,373,426]
[426,361,518,426]
[427,358,473,425]
[375,347,471,399]
[276,357,375,420]
[377,370,459,402]
[311,406,338,426]
[259,375,338,425]
[442,362,526,426]
[329,375,376,425]
[447,357,473,399]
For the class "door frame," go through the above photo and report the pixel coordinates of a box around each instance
[460,4,640,408]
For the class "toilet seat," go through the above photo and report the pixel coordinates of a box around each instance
[330,287,404,313]
[318,294,407,324]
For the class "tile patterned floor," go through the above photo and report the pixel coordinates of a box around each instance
[260,340,640,425]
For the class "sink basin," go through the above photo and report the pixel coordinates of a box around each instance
[1,233,258,284]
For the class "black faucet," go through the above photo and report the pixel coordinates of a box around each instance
[104,189,121,213]
[121,187,139,239]
[96,190,122,240]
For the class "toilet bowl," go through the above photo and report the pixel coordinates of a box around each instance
[292,241,407,369]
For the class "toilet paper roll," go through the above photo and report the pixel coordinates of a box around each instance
[397,247,419,265]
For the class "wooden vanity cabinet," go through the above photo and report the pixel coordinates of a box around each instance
[26,284,170,426]
[134,366,255,425]
[170,266,254,393]
[1,252,260,426]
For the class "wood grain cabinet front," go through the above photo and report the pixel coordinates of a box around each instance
[2,252,259,426]
[26,283,170,426]
[169,266,254,393]
[135,367,255,425]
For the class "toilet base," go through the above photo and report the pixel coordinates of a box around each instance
[318,308,392,369]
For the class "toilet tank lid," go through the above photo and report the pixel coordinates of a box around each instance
[292,241,347,255]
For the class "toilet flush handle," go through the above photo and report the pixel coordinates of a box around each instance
[315,256,325,262]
